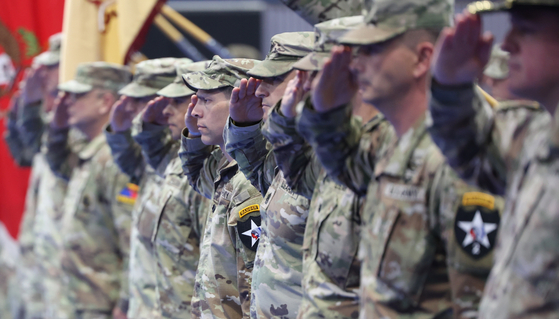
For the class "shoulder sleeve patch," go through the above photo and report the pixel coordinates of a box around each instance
[239,204,260,219]
[462,192,495,210]
[116,183,139,205]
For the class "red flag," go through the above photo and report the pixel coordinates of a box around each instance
[0,0,65,239]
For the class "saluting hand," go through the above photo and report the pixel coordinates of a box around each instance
[21,64,46,105]
[229,78,263,125]
[432,10,494,85]
[185,95,201,137]
[142,96,169,126]
[280,70,307,118]
[110,96,143,132]
[50,92,71,129]
[312,46,358,113]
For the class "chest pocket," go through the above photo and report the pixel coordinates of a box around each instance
[368,178,436,305]
[315,186,361,289]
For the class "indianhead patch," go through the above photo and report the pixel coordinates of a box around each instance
[454,192,500,260]
[238,215,262,252]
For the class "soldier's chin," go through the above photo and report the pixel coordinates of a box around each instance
[200,133,214,146]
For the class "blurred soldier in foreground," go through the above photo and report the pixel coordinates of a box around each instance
[180,56,262,319]
[428,0,559,317]
[47,62,133,319]
[298,0,505,316]
[223,31,313,318]
[106,57,187,319]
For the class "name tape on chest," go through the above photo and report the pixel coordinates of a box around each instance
[239,204,260,219]
[383,183,426,201]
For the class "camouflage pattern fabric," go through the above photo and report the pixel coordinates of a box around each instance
[247,32,314,78]
[179,131,263,319]
[483,45,509,80]
[46,129,133,315]
[3,98,45,167]
[261,106,381,319]
[224,118,310,319]
[467,0,559,14]
[0,222,19,319]
[58,62,131,94]
[428,83,559,318]
[298,98,503,317]
[278,0,363,25]
[182,56,259,91]
[151,155,208,319]
[119,58,190,98]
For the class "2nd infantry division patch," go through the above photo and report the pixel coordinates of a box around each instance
[238,215,262,252]
[454,192,500,260]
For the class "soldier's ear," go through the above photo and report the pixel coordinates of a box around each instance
[412,42,434,79]
[98,90,117,115]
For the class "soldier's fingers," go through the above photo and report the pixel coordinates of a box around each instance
[246,78,257,96]
[479,31,494,64]
[231,87,241,104]
[238,79,248,99]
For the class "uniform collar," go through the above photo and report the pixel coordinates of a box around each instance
[77,134,106,161]
[375,114,427,178]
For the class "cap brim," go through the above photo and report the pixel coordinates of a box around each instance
[118,82,160,98]
[292,52,330,71]
[34,52,60,67]
[182,72,228,91]
[58,80,92,94]
[467,1,509,14]
[157,82,196,98]
[247,60,296,78]
[338,23,406,46]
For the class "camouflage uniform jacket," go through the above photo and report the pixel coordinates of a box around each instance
[278,0,363,25]
[428,83,558,319]
[152,155,209,319]
[105,120,175,319]
[263,106,385,319]
[179,130,263,319]
[224,117,310,319]
[116,120,209,319]
[46,129,133,313]
[299,102,502,318]
[4,98,44,166]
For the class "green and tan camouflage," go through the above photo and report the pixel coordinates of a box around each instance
[179,131,263,319]
[157,60,210,98]
[247,32,314,78]
[278,0,364,25]
[483,45,509,80]
[34,32,63,67]
[293,16,363,71]
[182,56,259,90]
[339,0,453,45]
[467,0,559,14]
[428,81,558,318]
[58,61,132,94]
[119,58,191,98]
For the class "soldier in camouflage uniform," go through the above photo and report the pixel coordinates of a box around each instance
[0,221,19,319]
[223,32,313,319]
[428,1,559,317]
[106,59,210,319]
[3,33,84,319]
[261,16,386,319]
[179,55,263,319]
[105,57,189,319]
[278,0,364,25]
[46,62,133,319]
[299,0,507,317]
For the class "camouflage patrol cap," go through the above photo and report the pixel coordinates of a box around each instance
[339,0,453,45]
[34,33,63,67]
[119,58,191,98]
[467,0,559,14]
[483,45,509,79]
[58,61,132,94]
[182,55,260,91]
[247,32,314,78]
[158,60,210,98]
[293,16,363,71]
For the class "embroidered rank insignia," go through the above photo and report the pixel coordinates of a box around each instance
[238,215,262,251]
[454,192,500,259]
[116,183,139,205]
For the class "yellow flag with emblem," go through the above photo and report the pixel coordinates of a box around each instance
[59,0,164,82]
